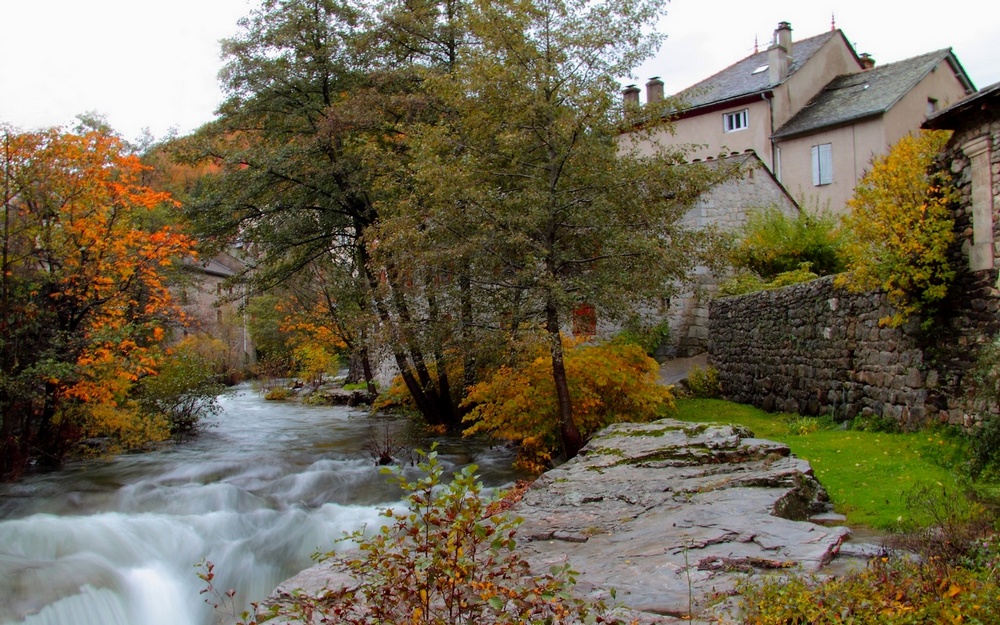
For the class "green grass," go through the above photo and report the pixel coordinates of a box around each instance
[672,398,968,530]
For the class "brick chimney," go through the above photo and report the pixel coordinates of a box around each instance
[859,53,876,70]
[768,21,792,84]
[623,84,640,107]
[646,77,664,104]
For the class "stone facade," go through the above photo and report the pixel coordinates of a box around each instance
[661,152,799,358]
[710,276,936,426]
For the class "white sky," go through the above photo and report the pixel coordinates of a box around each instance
[1,0,998,143]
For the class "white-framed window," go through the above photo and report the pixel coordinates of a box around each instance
[723,109,748,133]
[811,143,833,186]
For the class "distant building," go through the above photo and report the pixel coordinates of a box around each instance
[626,21,975,213]
[176,252,255,372]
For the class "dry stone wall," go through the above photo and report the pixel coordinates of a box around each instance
[710,276,938,426]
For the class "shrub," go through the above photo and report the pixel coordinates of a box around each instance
[612,315,671,357]
[717,264,820,297]
[837,130,957,328]
[848,412,901,434]
[686,365,720,398]
[136,336,226,436]
[293,341,339,389]
[737,554,1000,624]
[730,205,846,279]
[738,490,1000,624]
[462,341,674,472]
[264,387,291,401]
[208,447,625,624]
[967,335,1000,478]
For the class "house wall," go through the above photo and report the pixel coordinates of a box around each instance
[175,259,256,373]
[776,117,885,213]
[632,100,774,167]
[883,60,972,146]
[777,59,973,214]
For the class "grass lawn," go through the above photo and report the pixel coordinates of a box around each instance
[672,398,970,530]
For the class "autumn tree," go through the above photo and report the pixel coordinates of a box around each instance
[0,126,194,475]
[182,0,486,428]
[837,130,956,328]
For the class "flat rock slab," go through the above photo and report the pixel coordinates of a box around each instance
[512,419,850,621]
[268,419,853,623]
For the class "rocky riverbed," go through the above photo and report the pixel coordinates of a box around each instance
[270,418,876,623]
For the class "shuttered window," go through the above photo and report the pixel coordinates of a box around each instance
[811,143,833,186]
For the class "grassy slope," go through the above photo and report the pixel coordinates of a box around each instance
[672,398,966,530]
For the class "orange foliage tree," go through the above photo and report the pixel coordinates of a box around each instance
[1,126,195,474]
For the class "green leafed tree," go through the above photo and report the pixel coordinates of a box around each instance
[186,0,731,460]
[380,0,731,458]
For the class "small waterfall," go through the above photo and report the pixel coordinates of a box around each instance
[0,387,520,625]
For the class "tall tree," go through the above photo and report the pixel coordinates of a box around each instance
[0,127,194,474]
[184,0,481,428]
[386,0,730,458]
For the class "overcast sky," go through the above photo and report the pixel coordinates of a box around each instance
[2,0,997,143]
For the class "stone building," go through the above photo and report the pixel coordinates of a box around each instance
[662,151,799,357]
[176,252,255,374]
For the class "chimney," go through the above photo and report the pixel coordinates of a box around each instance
[859,53,876,70]
[768,21,792,84]
[775,21,792,59]
[646,77,664,104]
[622,84,640,107]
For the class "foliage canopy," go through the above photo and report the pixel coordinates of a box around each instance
[837,130,957,328]
[1,126,196,473]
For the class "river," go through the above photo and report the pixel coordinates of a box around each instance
[0,386,522,625]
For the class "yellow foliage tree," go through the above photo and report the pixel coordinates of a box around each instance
[837,130,956,328]
[462,341,674,472]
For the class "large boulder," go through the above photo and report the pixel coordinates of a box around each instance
[268,419,861,623]
[512,419,850,621]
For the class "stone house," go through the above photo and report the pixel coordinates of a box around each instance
[626,21,975,213]
[661,151,799,357]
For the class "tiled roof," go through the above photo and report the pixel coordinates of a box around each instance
[772,49,968,139]
[673,30,842,110]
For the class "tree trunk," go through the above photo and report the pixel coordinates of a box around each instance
[546,299,583,459]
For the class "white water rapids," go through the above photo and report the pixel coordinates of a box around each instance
[0,386,521,625]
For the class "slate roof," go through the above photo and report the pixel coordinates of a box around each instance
[673,30,843,110]
[772,49,974,139]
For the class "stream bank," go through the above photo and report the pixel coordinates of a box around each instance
[273,417,879,622]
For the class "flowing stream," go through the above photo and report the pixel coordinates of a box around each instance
[0,386,521,625]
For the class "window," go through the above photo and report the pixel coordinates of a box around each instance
[927,97,939,115]
[723,109,748,133]
[811,143,833,186]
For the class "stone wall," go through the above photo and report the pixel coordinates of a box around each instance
[710,276,939,426]
[709,96,1000,428]
[663,152,799,358]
